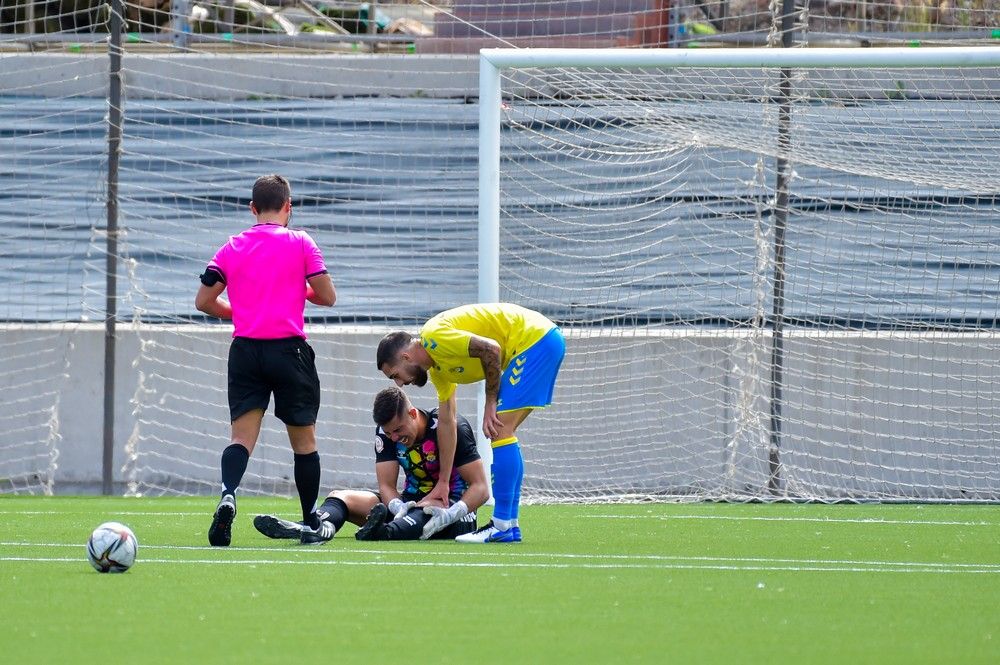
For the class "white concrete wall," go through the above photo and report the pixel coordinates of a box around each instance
[0,324,481,494]
[4,53,998,101]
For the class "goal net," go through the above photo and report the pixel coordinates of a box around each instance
[4,34,1000,502]
[481,47,1000,502]
[112,88,483,497]
[0,46,110,494]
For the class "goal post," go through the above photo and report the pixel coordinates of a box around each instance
[479,46,1000,502]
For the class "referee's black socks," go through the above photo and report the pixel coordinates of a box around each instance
[221,443,250,499]
[294,451,322,527]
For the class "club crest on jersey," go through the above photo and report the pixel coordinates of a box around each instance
[374,436,384,453]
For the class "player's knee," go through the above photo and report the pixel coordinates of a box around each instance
[330,488,362,502]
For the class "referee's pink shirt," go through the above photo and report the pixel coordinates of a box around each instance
[208,223,327,339]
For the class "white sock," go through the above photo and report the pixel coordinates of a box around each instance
[493,518,513,531]
[449,500,469,520]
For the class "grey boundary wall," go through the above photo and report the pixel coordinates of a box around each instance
[0,324,478,494]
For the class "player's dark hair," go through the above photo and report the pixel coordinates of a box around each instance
[372,386,410,426]
[252,174,291,214]
[376,331,413,370]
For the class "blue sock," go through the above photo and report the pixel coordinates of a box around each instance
[511,446,524,521]
[491,441,522,524]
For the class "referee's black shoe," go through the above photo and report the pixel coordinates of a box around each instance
[253,514,305,540]
[208,494,236,547]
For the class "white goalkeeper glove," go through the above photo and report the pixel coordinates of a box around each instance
[387,498,416,521]
[420,501,469,540]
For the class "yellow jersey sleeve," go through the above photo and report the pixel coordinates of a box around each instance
[419,303,556,401]
[421,318,484,398]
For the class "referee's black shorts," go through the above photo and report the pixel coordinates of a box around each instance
[227,336,320,426]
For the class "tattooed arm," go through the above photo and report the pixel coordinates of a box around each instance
[468,334,504,439]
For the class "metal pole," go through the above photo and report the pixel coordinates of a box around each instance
[171,0,191,49]
[223,0,235,34]
[768,0,796,494]
[669,0,681,48]
[367,1,378,52]
[104,0,124,495]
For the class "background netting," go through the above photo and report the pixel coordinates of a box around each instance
[1,3,999,500]
[492,58,1000,500]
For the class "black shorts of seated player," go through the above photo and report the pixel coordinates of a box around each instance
[354,497,478,541]
[228,336,320,426]
[253,488,479,544]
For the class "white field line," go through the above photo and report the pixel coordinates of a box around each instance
[1,554,998,574]
[1,510,995,527]
[0,511,218,516]
[585,514,996,526]
[2,541,998,574]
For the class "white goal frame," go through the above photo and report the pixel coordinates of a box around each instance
[476,46,1000,501]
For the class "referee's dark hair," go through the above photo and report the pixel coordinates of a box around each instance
[252,174,291,214]
[372,386,410,426]
[376,331,413,370]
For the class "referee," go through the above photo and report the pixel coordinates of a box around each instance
[195,174,336,546]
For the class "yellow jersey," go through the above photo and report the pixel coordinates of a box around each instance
[420,303,555,401]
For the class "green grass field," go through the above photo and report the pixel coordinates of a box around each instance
[2,497,998,664]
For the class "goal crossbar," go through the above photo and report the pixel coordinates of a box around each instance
[480,46,1000,71]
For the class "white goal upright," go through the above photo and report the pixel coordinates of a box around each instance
[478,47,1000,502]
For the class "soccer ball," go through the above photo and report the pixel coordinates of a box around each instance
[86,522,138,573]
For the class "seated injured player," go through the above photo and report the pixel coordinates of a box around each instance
[253,386,489,543]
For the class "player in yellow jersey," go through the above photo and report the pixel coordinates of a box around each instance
[376,303,566,542]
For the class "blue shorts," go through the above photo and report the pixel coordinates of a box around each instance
[497,327,565,413]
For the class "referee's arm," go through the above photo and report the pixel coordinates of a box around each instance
[195,281,232,320]
[306,272,335,307]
